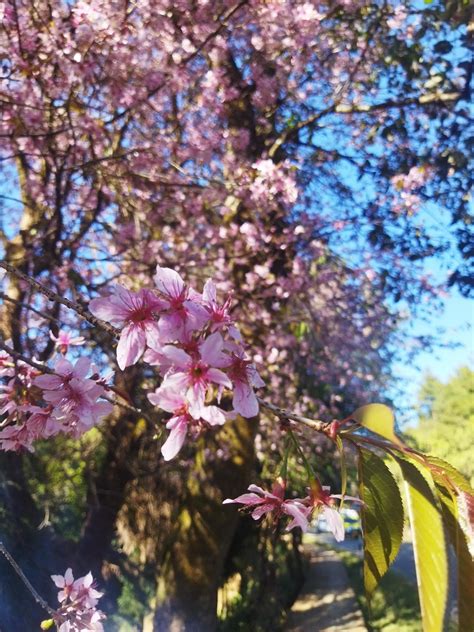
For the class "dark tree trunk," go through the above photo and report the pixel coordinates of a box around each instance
[153,417,257,631]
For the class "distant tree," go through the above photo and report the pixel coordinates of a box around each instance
[409,366,474,484]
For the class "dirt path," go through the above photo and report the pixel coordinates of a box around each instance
[286,548,367,632]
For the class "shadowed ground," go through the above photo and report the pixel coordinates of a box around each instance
[286,548,367,632]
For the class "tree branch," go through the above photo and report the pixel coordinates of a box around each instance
[0,260,119,337]
[0,542,56,617]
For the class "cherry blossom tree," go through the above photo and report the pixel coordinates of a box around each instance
[0,0,472,629]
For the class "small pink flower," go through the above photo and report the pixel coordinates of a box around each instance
[154,266,208,342]
[89,286,164,369]
[35,357,91,390]
[226,345,265,418]
[51,568,75,603]
[148,387,226,460]
[0,423,35,452]
[202,279,241,340]
[223,480,310,532]
[50,330,85,354]
[51,568,106,631]
[305,484,363,542]
[159,332,231,417]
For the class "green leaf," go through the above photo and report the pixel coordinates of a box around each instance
[358,449,404,594]
[423,455,473,494]
[396,457,448,632]
[433,479,474,632]
[351,403,400,444]
[336,435,347,509]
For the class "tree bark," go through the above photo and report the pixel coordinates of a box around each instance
[153,417,257,631]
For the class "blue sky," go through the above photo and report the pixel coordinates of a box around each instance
[391,287,473,425]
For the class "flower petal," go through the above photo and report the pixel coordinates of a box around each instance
[154,266,185,299]
[161,418,188,461]
[322,506,345,542]
[232,382,259,418]
[116,324,146,370]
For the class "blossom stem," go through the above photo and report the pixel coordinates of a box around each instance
[257,398,331,433]
[287,427,317,481]
[0,260,119,338]
[0,542,56,616]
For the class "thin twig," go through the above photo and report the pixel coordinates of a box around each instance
[258,398,331,433]
[0,341,53,373]
[0,260,119,337]
[0,542,56,617]
[0,291,62,325]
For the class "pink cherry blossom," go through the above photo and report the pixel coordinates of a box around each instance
[89,286,164,369]
[35,357,91,390]
[34,358,112,435]
[52,568,76,603]
[51,568,106,631]
[50,330,85,354]
[159,332,231,417]
[226,345,265,418]
[148,387,226,460]
[223,480,310,532]
[202,279,241,340]
[154,266,208,342]
[0,423,36,452]
[304,485,363,542]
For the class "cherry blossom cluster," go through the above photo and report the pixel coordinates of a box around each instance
[88,266,264,461]
[51,568,106,631]
[224,480,361,542]
[390,166,431,215]
[0,354,112,451]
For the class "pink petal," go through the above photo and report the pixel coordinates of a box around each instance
[73,357,91,379]
[330,494,364,505]
[54,358,74,377]
[207,368,232,389]
[184,301,210,331]
[232,382,259,418]
[223,493,264,506]
[201,405,226,426]
[82,572,93,588]
[148,387,185,412]
[116,323,146,370]
[322,506,345,542]
[51,574,66,588]
[34,374,63,390]
[161,345,191,368]
[247,484,267,495]
[283,502,310,532]
[161,418,188,461]
[144,320,163,348]
[199,332,228,367]
[154,266,185,298]
[89,293,129,326]
[202,279,217,303]
[251,503,275,520]
[160,371,190,394]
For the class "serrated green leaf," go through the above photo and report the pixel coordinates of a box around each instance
[424,455,473,495]
[396,457,448,632]
[358,449,404,594]
[351,403,400,443]
[433,480,474,632]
